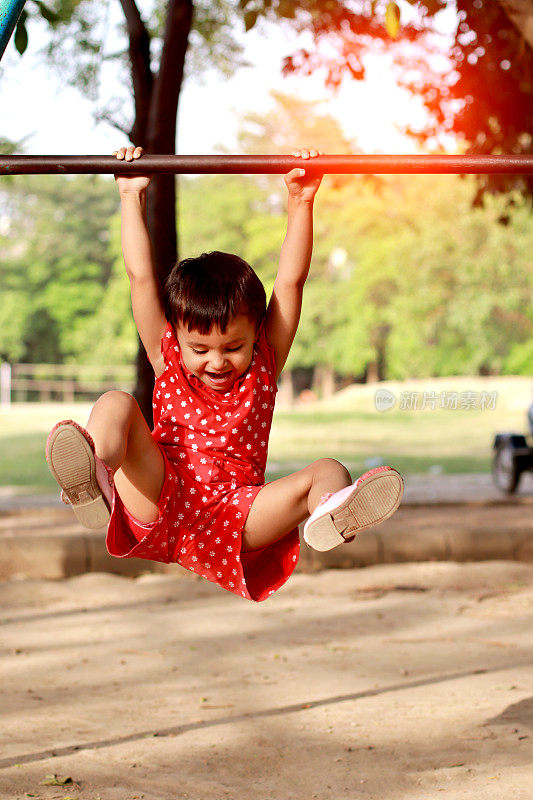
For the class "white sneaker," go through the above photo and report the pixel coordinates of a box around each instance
[303,466,404,552]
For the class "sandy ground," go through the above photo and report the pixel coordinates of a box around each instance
[1,560,532,800]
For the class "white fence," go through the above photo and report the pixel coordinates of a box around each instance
[0,362,135,405]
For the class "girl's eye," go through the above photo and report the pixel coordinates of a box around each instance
[191,345,242,355]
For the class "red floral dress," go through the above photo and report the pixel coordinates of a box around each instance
[106,321,300,601]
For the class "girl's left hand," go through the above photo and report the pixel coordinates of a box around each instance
[284,149,323,201]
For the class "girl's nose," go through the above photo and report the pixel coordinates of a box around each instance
[209,352,227,370]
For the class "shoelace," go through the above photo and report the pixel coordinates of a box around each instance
[317,491,334,507]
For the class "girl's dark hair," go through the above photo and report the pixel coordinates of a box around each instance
[164,251,267,334]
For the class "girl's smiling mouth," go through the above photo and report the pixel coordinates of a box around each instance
[206,370,232,384]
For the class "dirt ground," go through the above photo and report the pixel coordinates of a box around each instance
[1,560,532,800]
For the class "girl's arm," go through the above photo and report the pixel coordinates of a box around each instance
[266,149,323,379]
[114,146,167,376]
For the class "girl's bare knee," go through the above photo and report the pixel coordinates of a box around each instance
[311,458,351,483]
[88,392,139,455]
[91,391,141,429]
[89,392,151,474]
[96,390,138,415]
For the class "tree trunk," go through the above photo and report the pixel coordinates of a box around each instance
[136,171,178,425]
[312,364,336,398]
[277,369,295,406]
[121,0,193,425]
[366,361,379,383]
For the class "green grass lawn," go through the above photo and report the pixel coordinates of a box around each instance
[0,376,530,494]
[267,376,531,481]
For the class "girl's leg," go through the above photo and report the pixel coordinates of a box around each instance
[243,458,351,551]
[86,391,165,523]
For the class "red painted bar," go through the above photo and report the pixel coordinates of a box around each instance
[1,154,533,175]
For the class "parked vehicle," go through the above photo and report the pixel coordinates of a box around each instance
[492,403,533,493]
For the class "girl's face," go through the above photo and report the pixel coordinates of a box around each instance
[176,314,257,392]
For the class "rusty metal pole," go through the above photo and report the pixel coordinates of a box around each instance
[0,0,27,61]
[1,154,533,175]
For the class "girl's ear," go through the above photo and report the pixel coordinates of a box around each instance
[254,320,264,343]
[250,315,262,343]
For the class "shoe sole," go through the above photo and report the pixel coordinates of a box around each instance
[303,469,404,552]
[46,423,110,529]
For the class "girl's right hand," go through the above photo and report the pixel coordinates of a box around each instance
[113,145,151,193]
[284,148,323,202]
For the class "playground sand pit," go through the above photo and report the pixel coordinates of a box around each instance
[1,560,532,800]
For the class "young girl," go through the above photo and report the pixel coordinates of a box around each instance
[46,145,403,602]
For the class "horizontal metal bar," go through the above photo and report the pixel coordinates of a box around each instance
[1,154,533,175]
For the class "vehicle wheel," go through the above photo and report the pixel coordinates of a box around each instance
[492,444,521,494]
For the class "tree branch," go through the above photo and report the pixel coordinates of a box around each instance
[94,108,131,138]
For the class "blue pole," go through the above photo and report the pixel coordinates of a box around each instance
[0,0,27,62]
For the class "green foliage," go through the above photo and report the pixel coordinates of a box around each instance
[0,129,531,380]
[0,137,26,156]
[237,91,353,156]
[0,291,31,361]
[504,338,533,375]
[407,0,533,201]
[249,1,532,200]
[364,178,533,378]
[185,1,248,80]
[178,174,286,288]
[24,0,247,118]
[10,0,62,54]
[0,174,121,364]
[178,162,532,380]
[70,216,138,365]
[14,9,29,54]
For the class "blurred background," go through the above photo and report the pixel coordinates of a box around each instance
[0,0,531,498]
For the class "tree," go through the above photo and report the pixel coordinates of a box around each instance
[0,173,119,363]
[2,150,530,382]
[9,1,531,405]
[397,0,533,203]
[332,173,533,380]
[13,0,365,420]
[211,91,533,385]
[70,217,139,367]
[243,1,532,201]
[9,0,250,420]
